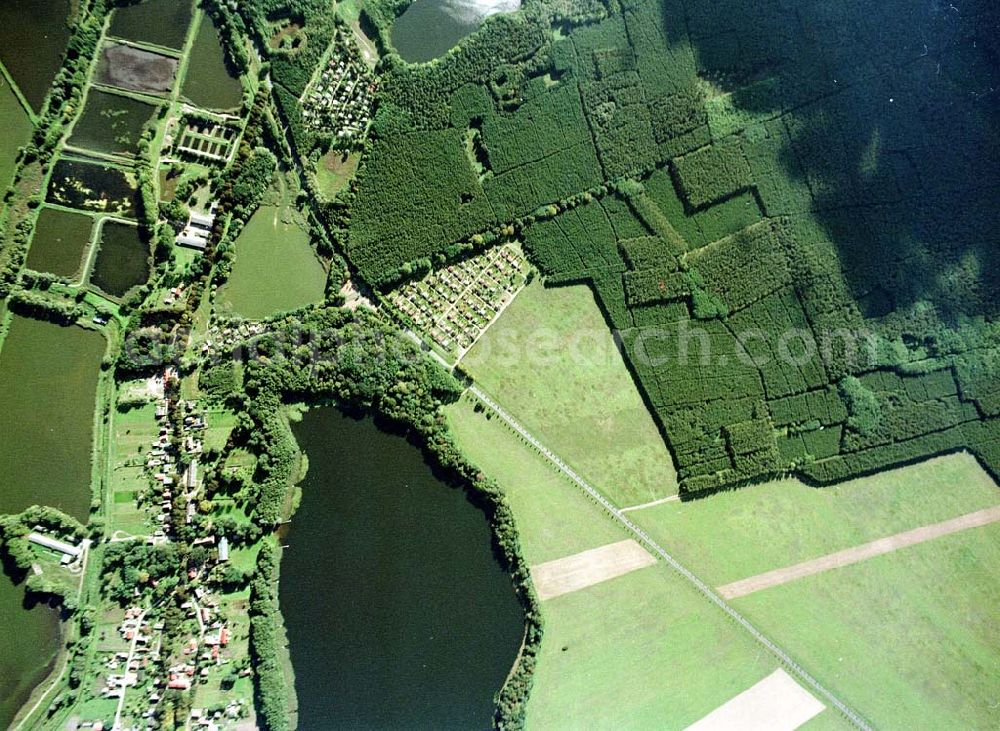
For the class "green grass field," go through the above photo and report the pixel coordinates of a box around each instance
[219,204,326,320]
[0,75,32,188]
[314,150,359,198]
[108,401,159,535]
[460,280,676,506]
[628,452,1000,727]
[446,396,849,729]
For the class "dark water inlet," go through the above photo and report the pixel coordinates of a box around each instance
[282,407,524,729]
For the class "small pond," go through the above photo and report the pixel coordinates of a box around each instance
[108,0,193,51]
[282,407,524,729]
[391,0,521,63]
[0,315,105,520]
[90,220,150,298]
[25,207,94,279]
[47,159,140,218]
[95,42,178,96]
[181,15,243,111]
[0,574,61,730]
[0,0,72,113]
[68,90,159,157]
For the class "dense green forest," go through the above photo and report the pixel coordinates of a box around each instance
[338,0,1000,495]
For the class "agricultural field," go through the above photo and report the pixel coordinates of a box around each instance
[445,395,848,729]
[24,207,95,279]
[67,90,159,157]
[0,75,33,188]
[106,401,159,537]
[219,198,326,320]
[461,279,677,506]
[628,452,1000,728]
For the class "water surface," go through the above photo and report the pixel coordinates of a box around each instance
[181,15,243,110]
[0,315,105,519]
[90,221,150,298]
[0,0,71,112]
[391,0,520,63]
[0,575,60,730]
[282,407,523,729]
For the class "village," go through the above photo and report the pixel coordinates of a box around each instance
[390,244,529,359]
[299,30,376,140]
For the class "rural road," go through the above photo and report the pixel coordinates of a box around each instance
[468,384,873,731]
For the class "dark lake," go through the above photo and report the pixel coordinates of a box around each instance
[0,574,60,730]
[391,0,520,63]
[282,407,524,729]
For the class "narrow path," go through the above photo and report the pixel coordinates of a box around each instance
[620,494,680,513]
[718,504,1000,600]
[467,384,872,731]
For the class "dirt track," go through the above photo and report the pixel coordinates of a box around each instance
[685,669,824,731]
[531,539,656,600]
[718,505,1000,600]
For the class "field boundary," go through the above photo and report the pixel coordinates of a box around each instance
[717,504,1000,600]
[468,384,872,730]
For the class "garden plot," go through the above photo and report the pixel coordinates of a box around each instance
[175,117,237,164]
[389,243,528,360]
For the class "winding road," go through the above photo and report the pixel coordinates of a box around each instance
[468,384,873,731]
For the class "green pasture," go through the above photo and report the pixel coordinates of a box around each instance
[631,452,1000,586]
[460,279,676,506]
[219,204,326,320]
[628,452,1000,728]
[446,395,847,729]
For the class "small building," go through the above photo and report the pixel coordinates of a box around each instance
[28,532,81,559]
[217,536,230,563]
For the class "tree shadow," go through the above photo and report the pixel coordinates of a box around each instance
[672,0,1000,323]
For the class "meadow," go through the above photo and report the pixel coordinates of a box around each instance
[460,279,676,506]
[630,453,1000,728]
[219,202,326,319]
[446,395,849,729]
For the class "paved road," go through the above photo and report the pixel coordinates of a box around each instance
[468,384,873,731]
